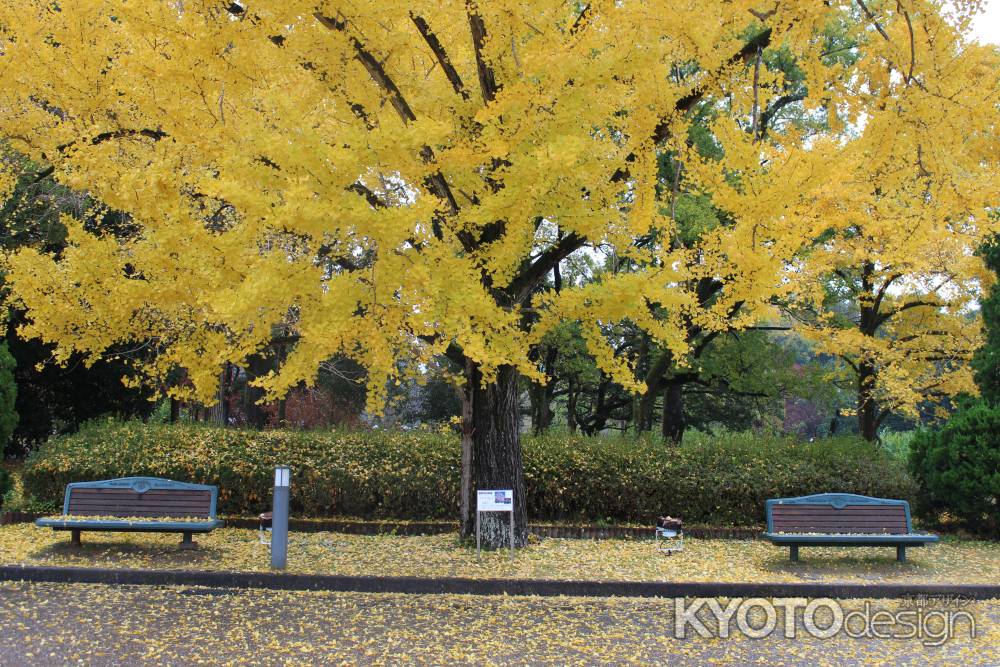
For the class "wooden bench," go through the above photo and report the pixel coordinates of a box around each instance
[762,493,937,562]
[35,477,223,549]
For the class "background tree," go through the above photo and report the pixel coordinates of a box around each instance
[684,9,1000,440]
[0,147,154,454]
[0,1,991,544]
[972,238,1000,404]
[788,76,999,440]
[910,237,1000,535]
[0,341,18,457]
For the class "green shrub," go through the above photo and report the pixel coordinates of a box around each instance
[22,420,916,525]
[909,402,1000,535]
[877,430,914,462]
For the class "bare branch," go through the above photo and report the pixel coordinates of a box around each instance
[569,4,591,36]
[898,1,917,86]
[856,0,891,41]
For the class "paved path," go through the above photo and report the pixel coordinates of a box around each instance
[0,582,996,665]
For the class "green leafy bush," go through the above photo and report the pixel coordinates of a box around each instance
[909,403,1000,535]
[877,430,915,463]
[22,420,916,525]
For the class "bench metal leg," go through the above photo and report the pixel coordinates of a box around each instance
[789,545,799,562]
[180,531,196,550]
[70,529,82,548]
[896,545,906,563]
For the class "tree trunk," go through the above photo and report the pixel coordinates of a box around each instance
[636,389,657,432]
[462,363,528,548]
[529,383,543,434]
[219,363,231,427]
[245,354,272,429]
[637,348,672,433]
[856,261,880,442]
[539,348,557,432]
[566,383,578,433]
[529,348,557,435]
[857,360,878,441]
[661,382,685,444]
[169,398,180,424]
[459,359,475,539]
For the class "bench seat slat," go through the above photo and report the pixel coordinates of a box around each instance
[70,487,212,496]
[68,501,211,509]
[772,522,908,528]
[69,507,210,519]
[69,494,209,500]
[763,532,938,544]
[65,500,210,506]
[771,519,909,526]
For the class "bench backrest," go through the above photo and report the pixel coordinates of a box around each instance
[765,493,912,535]
[63,477,218,519]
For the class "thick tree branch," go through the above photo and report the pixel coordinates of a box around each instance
[856,0,891,41]
[467,2,500,105]
[898,2,917,86]
[757,93,806,139]
[875,299,939,327]
[651,29,773,145]
[313,13,417,123]
[610,29,775,183]
[508,232,586,303]
[314,12,463,243]
[347,182,389,210]
[56,127,168,153]
[872,272,903,313]
[410,13,469,100]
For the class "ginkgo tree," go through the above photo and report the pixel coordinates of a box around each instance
[787,29,1000,440]
[0,0,992,545]
[677,2,1000,441]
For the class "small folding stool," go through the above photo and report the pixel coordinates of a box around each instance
[258,511,273,545]
[655,515,683,554]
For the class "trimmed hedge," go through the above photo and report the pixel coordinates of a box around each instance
[22,420,917,526]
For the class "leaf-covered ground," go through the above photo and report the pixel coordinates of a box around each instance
[1,524,997,584]
[0,582,996,665]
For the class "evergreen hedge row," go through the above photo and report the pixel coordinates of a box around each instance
[21,420,917,526]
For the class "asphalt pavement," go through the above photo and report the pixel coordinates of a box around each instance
[0,582,996,665]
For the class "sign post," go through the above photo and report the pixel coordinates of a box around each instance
[476,489,515,562]
[271,465,290,570]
